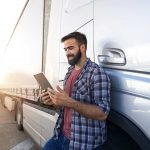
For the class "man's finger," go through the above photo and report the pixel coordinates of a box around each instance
[48,89,58,96]
[42,95,50,101]
[41,91,48,97]
[43,98,51,103]
[44,99,53,106]
[56,86,63,93]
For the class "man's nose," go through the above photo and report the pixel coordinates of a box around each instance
[66,49,71,55]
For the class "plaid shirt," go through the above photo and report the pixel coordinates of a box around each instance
[53,58,110,150]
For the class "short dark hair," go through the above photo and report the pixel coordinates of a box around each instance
[61,31,87,49]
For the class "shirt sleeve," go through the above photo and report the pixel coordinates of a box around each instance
[91,67,111,114]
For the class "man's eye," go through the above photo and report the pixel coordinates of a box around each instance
[69,46,74,50]
[64,46,74,51]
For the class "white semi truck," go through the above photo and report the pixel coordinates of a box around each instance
[0,0,150,149]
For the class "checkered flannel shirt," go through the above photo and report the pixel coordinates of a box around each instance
[53,58,110,150]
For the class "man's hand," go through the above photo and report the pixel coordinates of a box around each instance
[41,89,54,106]
[45,86,107,120]
[48,86,72,107]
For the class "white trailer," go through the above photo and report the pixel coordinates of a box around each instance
[0,0,150,149]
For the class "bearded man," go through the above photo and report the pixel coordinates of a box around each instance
[42,32,110,150]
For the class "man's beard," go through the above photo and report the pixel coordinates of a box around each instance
[67,49,82,66]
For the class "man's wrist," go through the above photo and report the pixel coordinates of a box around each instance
[70,100,79,110]
[66,98,79,109]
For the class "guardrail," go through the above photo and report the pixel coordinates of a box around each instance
[0,88,41,101]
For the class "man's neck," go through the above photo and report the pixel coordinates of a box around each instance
[75,57,87,70]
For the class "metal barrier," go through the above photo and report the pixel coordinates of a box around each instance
[0,88,41,101]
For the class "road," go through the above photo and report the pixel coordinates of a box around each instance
[0,100,38,150]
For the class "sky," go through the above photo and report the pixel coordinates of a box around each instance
[0,0,26,57]
[0,0,27,82]
[0,0,43,87]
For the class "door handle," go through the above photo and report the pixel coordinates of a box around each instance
[98,48,126,66]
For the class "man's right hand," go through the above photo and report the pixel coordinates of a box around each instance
[41,89,54,106]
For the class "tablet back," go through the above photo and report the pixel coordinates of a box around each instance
[34,73,53,90]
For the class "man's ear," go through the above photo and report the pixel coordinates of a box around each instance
[80,44,86,51]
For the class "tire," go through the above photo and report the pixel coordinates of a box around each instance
[106,123,141,150]
[16,101,23,131]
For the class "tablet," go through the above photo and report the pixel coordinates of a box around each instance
[34,73,53,90]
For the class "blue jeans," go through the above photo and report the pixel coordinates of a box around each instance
[43,133,103,150]
[42,133,70,150]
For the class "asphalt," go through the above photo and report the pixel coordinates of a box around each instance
[0,99,37,150]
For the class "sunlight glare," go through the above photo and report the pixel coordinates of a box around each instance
[0,0,27,84]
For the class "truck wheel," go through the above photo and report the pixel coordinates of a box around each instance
[106,122,141,150]
[16,101,23,131]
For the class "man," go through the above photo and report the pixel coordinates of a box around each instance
[42,32,110,150]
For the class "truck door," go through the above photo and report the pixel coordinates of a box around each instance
[94,0,150,149]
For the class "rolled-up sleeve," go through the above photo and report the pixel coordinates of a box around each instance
[91,67,111,115]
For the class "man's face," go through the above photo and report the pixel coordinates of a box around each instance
[63,38,82,66]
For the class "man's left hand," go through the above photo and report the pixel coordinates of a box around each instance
[47,86,72,107]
